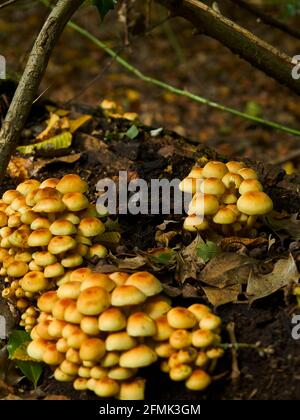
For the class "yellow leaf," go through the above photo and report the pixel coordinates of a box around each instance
[17,132,72,155]
[69,115,92,134]
[37,113,60,140]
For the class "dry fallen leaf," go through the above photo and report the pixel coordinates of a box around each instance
[200,252,257,288]
[246,254,299,302]
[175,235,205,283]
[202,284,242,307]
[7,157,33,181]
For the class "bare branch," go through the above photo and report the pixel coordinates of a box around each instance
[157,0,300,95]
[0,0,21,10]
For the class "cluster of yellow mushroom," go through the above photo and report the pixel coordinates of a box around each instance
[27,268,223,399]
[0,175,108,319]
[180,160,273,235]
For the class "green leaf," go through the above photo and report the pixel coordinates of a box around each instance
[17,131,72,155]
[149,249,175,266]
[196,241,220,263]
[16,361,43,388]
[8,330,43,387]
[93,0,118,20]
[7,330,31,359]
[125,124,139,140]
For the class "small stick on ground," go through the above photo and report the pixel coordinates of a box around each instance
[226,321,241,381]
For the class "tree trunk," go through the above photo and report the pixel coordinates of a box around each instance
[158,0,299,93]
[0,0,84,179]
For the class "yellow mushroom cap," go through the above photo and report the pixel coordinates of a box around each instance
[221,192,237,205]
[222,172,243,190]
[118,379,145,401]
[43,343,64,365]
[177,347,198,364]
[188,193,219,216]
[57,281,81,300]
[170,364,192,381]
[78,217,105,237]
[40,178,60,189]
[200,178,226,195]
[32,198,66,213]
[238,168,258,180]
[28,229,53,247]
[49,219,77,236]
[98,308,127,332]
[34,187,62,203]
[16,179,41,195]
[58,212,81,225]
[94,378,119,398]
[11,196,27,211]
[90,366,109,379]
[2,190,22,204]
[188,304,211,321]
[111,285,147,306]
[192,329,215,348]
[78,366,91,378]
[77,286,111,316]
[64,302,84,324]
[226,161,245,173]
[0,211,8,227]
[21,271,47,293]
[183,215,209,232]
[54,367,75,382]
[105,332,137,351]
[62,192,89,212]
[179,177,202,194]
[33,251,57,267]
[31,217,51,230]
[213,207,237,224]
[239,179,263,195]
[187,166,204,179]
[56,338,69,353]
[199,314,222,331]
[155,342,176,358]
[108,272,130,286]
[79,338,106,362]
[87,244,108,259]
[195,352,209,367]
[80,316,100,336]
[202,161,228,179]
[67,330,88,349]
[80,273,116,292]
[37,291,58,312]
[73,377,88,391]
[7,261,28,277]
[142,294,171,320]
[61,253,83,268]
[119,345,157,368]
[48,319,67,338]
[153,315,175,341]
[125,271,163,297]
[20,210,38,225]
[48,235,77,254]
[70,267,92,282]
[100,352,120,368]
[56,174,88,194]
[108,367,137,381]
[44,262,64,278]
[27,338,48,361]
[237,191,273,215]
[185,369,211,391]
[52,298,74,321]
[15,251,32,263]
[169,329,192,349]
[127,312,157,337]
[167,307,197,329]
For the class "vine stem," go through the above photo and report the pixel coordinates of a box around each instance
[62,18,300,137]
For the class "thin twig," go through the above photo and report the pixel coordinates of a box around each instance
[271,149,300,165]
[0,0,21,10]
[63,19,300,137]
[226,322,240,381]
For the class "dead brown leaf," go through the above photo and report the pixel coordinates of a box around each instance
[175,235,205,283]
[7,157,33,181]
[246,254,299,302]
[202,284,242,307]
[200,252,257,288]
[44,395,70,400]
[221,236,268,252]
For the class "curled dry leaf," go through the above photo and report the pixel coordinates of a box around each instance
[175,235,206,283]
[221,236,268,252]
[246,254,299,302]
[265,214,300,241]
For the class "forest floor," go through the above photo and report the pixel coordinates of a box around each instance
[0,1,300,401]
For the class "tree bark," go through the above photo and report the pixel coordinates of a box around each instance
[157,0,299,94]
[0,0,84,179]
